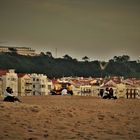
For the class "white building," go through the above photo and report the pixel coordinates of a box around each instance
[18,74,32,96]
[31,74,48,96]
[1,69,18,96]
[48,79,53,94]
[0,46,36,56]
[0,77,3,96]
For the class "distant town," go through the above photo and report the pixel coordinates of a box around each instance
[0,69,140,99]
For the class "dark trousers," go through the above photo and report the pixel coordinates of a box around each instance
[4,96,21,102]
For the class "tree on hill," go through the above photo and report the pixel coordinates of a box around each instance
[82,56,89,62]
[40,52,45,56]
[63,54,73,60]
[0,52,140,78]
[113,55,130,63]
[46,51,53,58]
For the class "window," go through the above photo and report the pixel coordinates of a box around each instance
[42,85,46,88]
[40,85,45,88]
[11,78,16,81]
[48,85,52,90]
[33,85,35,88]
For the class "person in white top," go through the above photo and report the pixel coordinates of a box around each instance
[61,88,68,95]
[3,87,21,102]
[103,87,110,99]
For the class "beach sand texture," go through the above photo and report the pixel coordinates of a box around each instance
[0,96,140,140]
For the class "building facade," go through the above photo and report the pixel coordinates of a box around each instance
[0,77,3,96]
[2,69,18,96]
[0,46,36,56]
[18,74,32,96]
[31,74,48,96]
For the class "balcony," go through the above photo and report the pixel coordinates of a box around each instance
[25,89,32,92]
[25,82,32,85]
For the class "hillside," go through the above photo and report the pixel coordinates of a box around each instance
[0,52,140,78]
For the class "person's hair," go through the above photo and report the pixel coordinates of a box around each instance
[10,88,13,93]
[106,87,109,91]
[6,87,11,93]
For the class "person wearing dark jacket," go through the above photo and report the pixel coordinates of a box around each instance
[3,87,21,102]
[109,88,117,99]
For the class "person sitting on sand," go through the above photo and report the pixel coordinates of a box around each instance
[109,88,117,99]
[61,88,68,96]
[99,89,104,97]
[3,87,21,102]
[102,87,110,99]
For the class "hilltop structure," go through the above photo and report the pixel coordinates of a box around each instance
[0,46,36,56]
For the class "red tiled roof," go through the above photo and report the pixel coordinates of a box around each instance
[0,69,8,76]
[52,80,59,84]
[104,80,117,87]
[17,73,26,78]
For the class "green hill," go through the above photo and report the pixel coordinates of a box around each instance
[0,52,140,78]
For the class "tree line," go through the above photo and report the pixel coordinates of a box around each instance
[0,52,140,78]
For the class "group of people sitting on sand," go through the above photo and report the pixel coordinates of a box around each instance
[3,86,117,102]
[99,87,117,99]
[3,87,21,102]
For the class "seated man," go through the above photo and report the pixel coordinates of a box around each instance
[3,87,21,102]
[102,87,110,99]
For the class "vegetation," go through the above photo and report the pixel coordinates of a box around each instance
[0,52,140,78]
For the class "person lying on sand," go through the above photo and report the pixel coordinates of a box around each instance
[3,87,22,102]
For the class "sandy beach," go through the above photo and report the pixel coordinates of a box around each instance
[0,96,140,140]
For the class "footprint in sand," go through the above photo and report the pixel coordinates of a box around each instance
[97,114,105,120]
[27,137,38,140]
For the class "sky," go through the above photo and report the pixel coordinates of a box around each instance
[0,0,140,61]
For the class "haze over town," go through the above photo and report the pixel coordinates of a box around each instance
[0,0,140,61]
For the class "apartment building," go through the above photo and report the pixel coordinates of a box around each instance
[1,69,18,96]
[31,74,48,96]
[0,77,3,96]
[48,79,53,93]
[18,74,32,96]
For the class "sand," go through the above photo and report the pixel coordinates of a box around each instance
[0,96,140,140]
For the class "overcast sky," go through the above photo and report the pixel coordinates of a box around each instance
[0,0,140,61]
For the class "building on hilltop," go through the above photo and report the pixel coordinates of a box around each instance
[0,46,36,56]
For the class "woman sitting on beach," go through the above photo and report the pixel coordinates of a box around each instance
[109,88,117,99]
[3,87,21,102]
